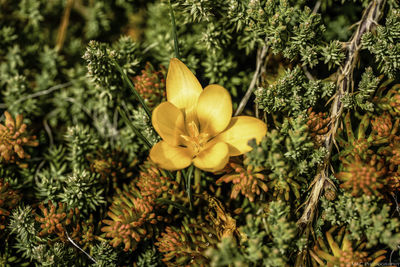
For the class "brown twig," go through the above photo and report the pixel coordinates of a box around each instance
[56,0,75,52]
[312,0,322,14]
[234,45,268,116]
[302,65,315,81]
[297,0,386,229]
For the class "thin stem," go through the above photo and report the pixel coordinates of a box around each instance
[234,45,268,116]
[169,0,180,59]
[160,168,175,180]
[0,81,73,109]
[111,58,152,119]
[302,65,315,81]
[194,167,201,194]
[43,118,54,147]
[56,0,75,51]
[117,107,152,149]
[312,0,321,14]
[185,165,194,210]
[155,198,191,216]
[65,231,97,263]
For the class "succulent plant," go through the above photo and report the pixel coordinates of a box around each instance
[216,160,268,202]
[371,112,397,138]
[155,217,218,266]
[135,161,180,200]
[311,226,386,267]
[375,84,400,118]
[132,62,166,109]
[134,161,190,219]
[101,190,164,251]
[335,113,375,161]
[87,149,136,189]
[35,201,81,243]
[336,154,387,197]
[0,112,38,165]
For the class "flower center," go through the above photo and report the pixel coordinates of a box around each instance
[180,121,209,154]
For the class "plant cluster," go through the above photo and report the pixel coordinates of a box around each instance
[1,0,400,266]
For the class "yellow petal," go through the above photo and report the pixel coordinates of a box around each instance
[193,142,229,172]
[215,116,267,156]
[166,58,202,124]
[152,102,186,146]
[150,141,193,171]
[196,84,232,137]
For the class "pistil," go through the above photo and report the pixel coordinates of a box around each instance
[180,121,209,154]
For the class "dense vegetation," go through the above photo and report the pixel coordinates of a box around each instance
[1,0,400,266]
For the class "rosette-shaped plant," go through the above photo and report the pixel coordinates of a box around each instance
[87,149,135,186]
[35,201,80,242]
[216,160,268,202]
[135,162,180,199]
[76,216,96,250]
[378,135,400,169]
[135,162,191,218]
[0,111,38,164]
[336,154,387,197]
[371,112,397,138]
[335,113,375,161]
[375,84,400,117]
[101,192,163,251]
[311,226,386,267]
[132,62,166,109]
[149,58,266,172]
[155,218,218,266]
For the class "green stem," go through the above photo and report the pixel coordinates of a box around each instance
[185,165,194,210]
[111,58,152,119]
[160,169,175,180]
[117,107,152,149]
[169,0,180,59]
[154,198,191,217]
[194,167,201,194]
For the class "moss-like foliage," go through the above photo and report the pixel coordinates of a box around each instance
[1,0,400,265]
[321,193,400,249]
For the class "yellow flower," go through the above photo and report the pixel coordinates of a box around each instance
[149,58,267,172]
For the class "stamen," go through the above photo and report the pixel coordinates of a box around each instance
[187,121,199,138]
[180,121,210,154]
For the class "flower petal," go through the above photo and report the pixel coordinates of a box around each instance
[166,58,202,123]
[215,116,267,156]
[196,84,232,137]
[193,142,229,172]
[150,141,193,171]
[152,102,186,146]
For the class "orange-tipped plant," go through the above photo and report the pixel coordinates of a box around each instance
[310,226,386,267]
[155,218,218,266]
[371,112,398,138]
[135,162,180,199]
[0,111,38,164]
[216,160,268,202]
[35,201,81,242]
[87,149,136,188]
[132,62,166,109]
[336,154,387,197]
[101,190,164,251]
[375,84,400,117]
